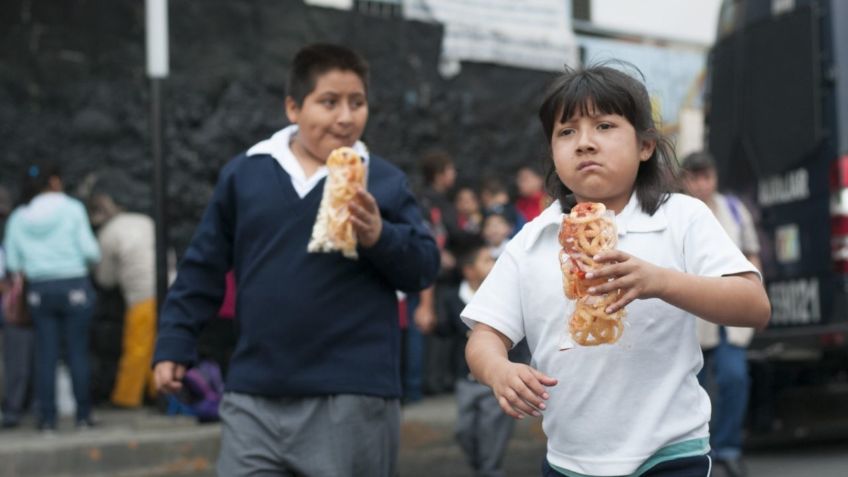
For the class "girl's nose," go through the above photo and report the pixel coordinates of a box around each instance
[576,130,597,154]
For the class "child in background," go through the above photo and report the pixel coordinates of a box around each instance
[515,165,548,221]
[454,185,483,235]
[463,64,770,477]
[481,212,513,259]
[480,177,526,235]
[438,237,530,477]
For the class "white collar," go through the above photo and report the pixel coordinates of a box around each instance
[458,280,475,305]
[523,193,667,251]
[246,125,370,198]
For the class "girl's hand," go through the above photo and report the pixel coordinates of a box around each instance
[488,362,558,420]
[584,250,669,314]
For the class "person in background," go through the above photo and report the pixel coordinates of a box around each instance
[681,151,761,477]
[514,165,548,222]
[87,176,157,409]
[481,212,513,259]
[454,185,483,235]
[152,44,438,476]
[438,236,530,477]
[479,177,525,235]
[3,161,100,431]
[1,185,35,430]
[415,150,461,396]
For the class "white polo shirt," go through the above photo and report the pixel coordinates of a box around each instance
[461,192,759,476]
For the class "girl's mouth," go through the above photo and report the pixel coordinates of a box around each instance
[578,161,600,171]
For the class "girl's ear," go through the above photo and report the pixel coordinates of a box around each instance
[285,97,300,124]
[639,137,657,162]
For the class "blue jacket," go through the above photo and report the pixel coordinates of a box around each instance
[153,152,439,398]
[3,192,100,281]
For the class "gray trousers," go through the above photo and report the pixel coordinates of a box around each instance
[454,379,516,477]
[1,324,34,424]
[217,392,400,477]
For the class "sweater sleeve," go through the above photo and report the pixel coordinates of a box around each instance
[153,161,237,366]
[94,224,119,288]
[358,175,440,293]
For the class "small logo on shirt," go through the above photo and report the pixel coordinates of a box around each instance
[27,291,41,307]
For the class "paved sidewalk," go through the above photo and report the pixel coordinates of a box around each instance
[0,395,547,476]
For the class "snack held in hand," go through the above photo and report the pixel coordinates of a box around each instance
[307,147,367,259]
[558,202,625,346]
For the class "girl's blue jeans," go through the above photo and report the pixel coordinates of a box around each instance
[28,277,95,426]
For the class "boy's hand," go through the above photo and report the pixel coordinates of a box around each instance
[488,362,557,420]
[154,361,186,394]
[349,187,383,248]
[585,250,669,314]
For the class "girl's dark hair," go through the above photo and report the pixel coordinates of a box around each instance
[286,43,370,106]
[20,161,61,205]
[538,62,679,215]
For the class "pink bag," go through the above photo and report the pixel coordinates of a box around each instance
[2,274,31,327]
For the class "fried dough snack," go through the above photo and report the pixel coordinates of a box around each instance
[307,147,367,259]
[558,202,625,346]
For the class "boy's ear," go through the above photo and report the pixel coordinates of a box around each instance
[639,138,657,162]
[285,97,300,124]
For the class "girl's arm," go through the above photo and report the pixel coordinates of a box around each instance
[589,251,770,329]
[466,323,558,419]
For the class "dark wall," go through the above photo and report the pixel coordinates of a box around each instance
[1,0,553,252]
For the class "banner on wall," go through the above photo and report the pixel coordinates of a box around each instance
[403,0,579,76]
[305,0,354,9]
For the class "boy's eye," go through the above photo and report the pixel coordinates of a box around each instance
[321,98,337,107]
[558,128,574,137]
[597,123,613,130]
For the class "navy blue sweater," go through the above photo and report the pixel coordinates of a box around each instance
[153,152,439,398]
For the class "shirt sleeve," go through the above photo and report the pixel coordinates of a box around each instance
[94,225,119,288]
[358,175,440,293]
[684,200,760,280]
[460,249,526,347]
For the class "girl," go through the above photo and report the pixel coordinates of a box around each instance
[463,64,770,477]
[3,162,100,431]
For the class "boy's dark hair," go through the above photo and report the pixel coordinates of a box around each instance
[680,151,717,173]
[21,161,61,205]
[453,234,489,270]
[419,150,454,186]
[286,43,370,106]
[483,210,514,227]
[538,62,680,215]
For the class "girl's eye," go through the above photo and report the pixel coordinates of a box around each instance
[558,129,574,137]
[597,123,613,130]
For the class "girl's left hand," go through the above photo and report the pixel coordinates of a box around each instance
[349,187,383,248]
[584,250,668,314]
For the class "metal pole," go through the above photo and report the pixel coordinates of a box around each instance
[151,77,168,312]
[146,0,169,312]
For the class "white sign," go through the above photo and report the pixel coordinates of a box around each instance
[145,0,169,78]
[305,0,354,9]
[758,168,810,207]
[768,278,821,325]
[403,0,579,76]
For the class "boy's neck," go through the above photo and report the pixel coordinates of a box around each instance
[289,136,325,179]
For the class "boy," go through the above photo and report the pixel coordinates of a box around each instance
[153,44,439,477]
[438,237,530,477]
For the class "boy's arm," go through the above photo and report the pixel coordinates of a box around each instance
[153,161,237,367]
[357,176,440,293]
